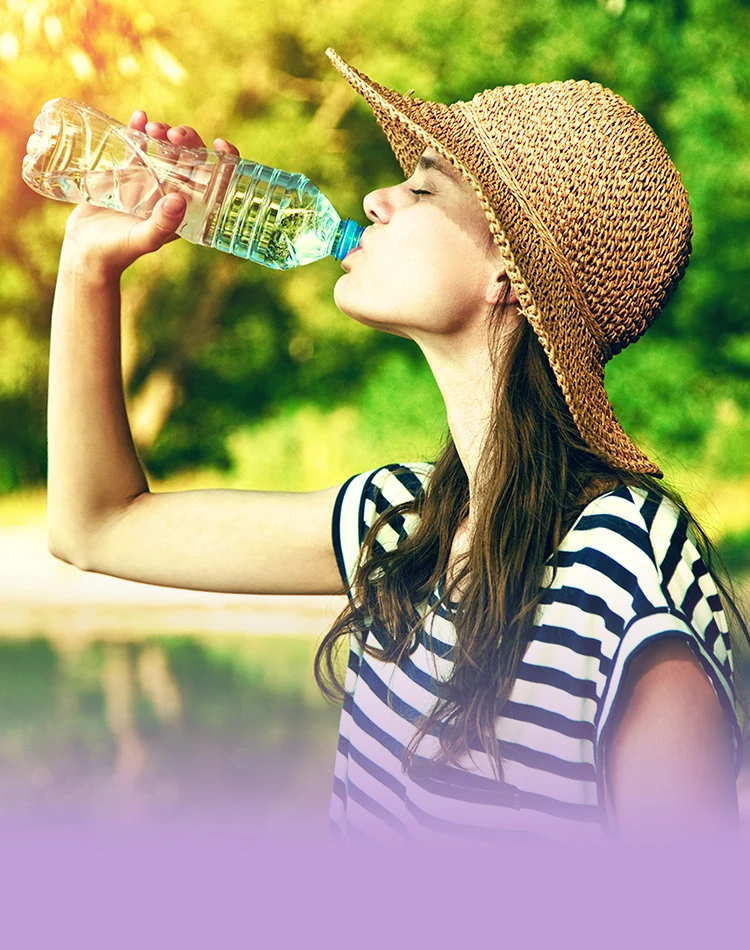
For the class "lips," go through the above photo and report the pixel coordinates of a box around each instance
[340,245,362,271]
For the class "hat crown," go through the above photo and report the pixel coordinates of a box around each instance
[452,80,692,358]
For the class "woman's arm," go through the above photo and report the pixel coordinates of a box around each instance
[606,639,739,838]
[46,115,342,596]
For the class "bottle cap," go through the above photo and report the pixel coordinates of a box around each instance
[333,218,364,261]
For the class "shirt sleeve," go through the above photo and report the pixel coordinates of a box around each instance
[331,462,432,593]
[588,488,742,775]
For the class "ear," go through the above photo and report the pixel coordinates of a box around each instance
[485,271,519,307]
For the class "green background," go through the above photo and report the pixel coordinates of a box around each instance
[0,0,748,502]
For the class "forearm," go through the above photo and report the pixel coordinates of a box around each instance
[47,246,148,565]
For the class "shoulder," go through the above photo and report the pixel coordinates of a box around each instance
[549,483,728,647]
[562,483,690,574]
[332,462,433,586]
[567,484,720,613]
[336,462,432,532]
[362,461,433,508]
[571,483,678,539]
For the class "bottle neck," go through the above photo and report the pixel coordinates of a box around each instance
[332,218,364,261]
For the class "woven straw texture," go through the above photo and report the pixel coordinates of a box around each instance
[326,49,693,476]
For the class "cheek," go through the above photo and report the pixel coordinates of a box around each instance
[333,221,491,322]
[335,255,442,321]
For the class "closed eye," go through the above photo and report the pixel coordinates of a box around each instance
[410,188,432,196]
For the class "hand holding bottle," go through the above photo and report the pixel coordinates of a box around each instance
[59,110,239,278]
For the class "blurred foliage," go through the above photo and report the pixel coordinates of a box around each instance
[721,529,750,580]
[0,0,748,491]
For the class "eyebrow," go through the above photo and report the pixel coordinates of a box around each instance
[416,154,461,182]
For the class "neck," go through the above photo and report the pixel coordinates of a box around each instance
[412,305,521,533]
[415,329,495,518]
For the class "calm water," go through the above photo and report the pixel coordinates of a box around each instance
[1,632,748,837]
[0,634,340,828]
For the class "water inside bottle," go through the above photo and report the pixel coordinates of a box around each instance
[209,163,341,270]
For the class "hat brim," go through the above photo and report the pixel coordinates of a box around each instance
[326,48,661,477]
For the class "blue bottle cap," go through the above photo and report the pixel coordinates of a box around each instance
[333,218,365,261]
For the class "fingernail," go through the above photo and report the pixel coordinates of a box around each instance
[164,195,185,215]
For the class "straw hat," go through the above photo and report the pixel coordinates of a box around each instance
[326,49,693,476]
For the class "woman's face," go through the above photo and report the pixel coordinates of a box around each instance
[333,148,504,342]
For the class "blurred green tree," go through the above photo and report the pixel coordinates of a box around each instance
[0,0,748,490]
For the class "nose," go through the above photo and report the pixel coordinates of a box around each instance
[363,185,396,225]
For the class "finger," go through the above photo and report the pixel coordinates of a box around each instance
[145,120,172,141]
[129,110,148,133]
[213,137,240,157]
[168,125,206,149]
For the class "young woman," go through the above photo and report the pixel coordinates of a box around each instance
[47,49,745,844]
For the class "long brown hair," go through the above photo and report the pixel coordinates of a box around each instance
[314,306,748,779]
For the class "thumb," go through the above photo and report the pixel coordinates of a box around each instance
[152,193,187,239]
[131,193,187,254]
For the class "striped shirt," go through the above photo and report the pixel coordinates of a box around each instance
[329,462,741,844]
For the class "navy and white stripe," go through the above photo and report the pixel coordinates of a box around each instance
[329,463,740,844]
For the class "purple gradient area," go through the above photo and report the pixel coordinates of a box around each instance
[0,633,747,947]
[0,809,747,949]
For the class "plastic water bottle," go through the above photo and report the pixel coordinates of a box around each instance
[22,98,364,269]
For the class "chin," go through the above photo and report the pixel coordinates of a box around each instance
[342,311,408,338]
[333,278,376,324]
[333,280,418,339]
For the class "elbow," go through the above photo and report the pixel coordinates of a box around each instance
[47,535,72,565]
[47,531,78,568]
[47,527,96,571]
[46,493,146,571]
